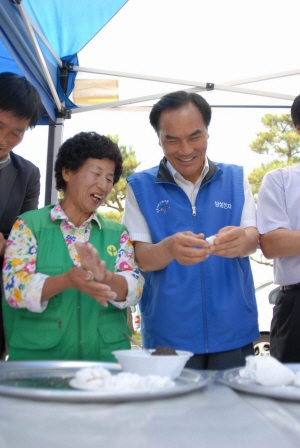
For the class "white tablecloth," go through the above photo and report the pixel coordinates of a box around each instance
[1,379,300,448]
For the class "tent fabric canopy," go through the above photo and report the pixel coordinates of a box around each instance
[1,0,298,122]
[0,0,128,123]
[0,0,128,203]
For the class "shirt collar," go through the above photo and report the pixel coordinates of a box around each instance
[166,156,209,185]
[0,153,11,170]
[50,203,102,229]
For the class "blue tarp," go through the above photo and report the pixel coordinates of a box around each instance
[0,0,128,123]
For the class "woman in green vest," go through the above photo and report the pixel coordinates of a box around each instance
[2,132,144,361]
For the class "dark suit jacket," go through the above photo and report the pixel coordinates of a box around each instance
[0,151,40,268]
[0,151,40,354]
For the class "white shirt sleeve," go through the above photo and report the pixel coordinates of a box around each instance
[122,184,153,243]
[240,173,257,228]
[257,169,290,235]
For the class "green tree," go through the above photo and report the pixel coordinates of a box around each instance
[248,114,300,194]
[248,159,295,195]
[101,135,141,223]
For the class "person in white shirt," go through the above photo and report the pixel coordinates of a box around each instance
[257,94,300,363]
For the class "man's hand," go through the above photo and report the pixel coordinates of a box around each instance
[0,233,6,257]
[134,232,211,271]
[168,231,211,265]
[209,226,258,258]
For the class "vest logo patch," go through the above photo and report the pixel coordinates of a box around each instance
[214,201,232,209]
[156,200,170,214]
[107,245,117,256]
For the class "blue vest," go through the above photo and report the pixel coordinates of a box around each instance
[128,159,259,353]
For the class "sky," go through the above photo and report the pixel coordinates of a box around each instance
[12,0,298,285]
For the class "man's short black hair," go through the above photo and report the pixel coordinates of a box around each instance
[291,94,300,127]
[0,72,42,127]
[55,132,123,191]
[149,90,212,133]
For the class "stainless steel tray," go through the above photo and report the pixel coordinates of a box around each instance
[0,361,211,403]
[216,363,300,402]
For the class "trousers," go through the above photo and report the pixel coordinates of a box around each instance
[270,289,300,363]
[185,343,254,370]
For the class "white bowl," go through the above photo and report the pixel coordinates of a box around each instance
[112,349,193,379]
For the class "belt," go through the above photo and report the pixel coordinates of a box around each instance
[280,283,300,291]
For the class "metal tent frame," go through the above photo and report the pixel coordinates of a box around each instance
[1,0,299,203]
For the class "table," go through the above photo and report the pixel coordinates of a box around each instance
[0,377,300,448]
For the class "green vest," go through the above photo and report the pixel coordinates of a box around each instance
[3,205,130,361]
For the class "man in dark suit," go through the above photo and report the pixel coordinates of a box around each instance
[0,72,42,357]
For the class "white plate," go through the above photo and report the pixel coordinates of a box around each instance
[69,377,174,394]
[216,363,300,401]
[0,361,212,403]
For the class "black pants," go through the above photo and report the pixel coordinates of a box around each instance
[270,289,300,363]
[185,343,254,370]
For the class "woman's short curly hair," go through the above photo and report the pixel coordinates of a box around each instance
[55,132,123,191]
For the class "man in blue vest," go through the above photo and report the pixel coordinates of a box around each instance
[123,90,259,370]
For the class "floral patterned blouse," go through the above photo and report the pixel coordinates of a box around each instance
[3,204,144,313]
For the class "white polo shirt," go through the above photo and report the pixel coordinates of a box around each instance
[257,164,300,286]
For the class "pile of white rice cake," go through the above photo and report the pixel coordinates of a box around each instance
[240,356,300,387]
[72,366,175,391]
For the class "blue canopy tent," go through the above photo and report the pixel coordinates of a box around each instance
[0,0,128,203]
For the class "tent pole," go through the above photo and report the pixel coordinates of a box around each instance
[74,65,300,88]
[45,117,64,206]
[15,2,62,111]
[70,87,207,114]
[30,22,62,68]
[72,66,295,104]
[70,87,294,115]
